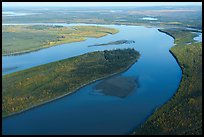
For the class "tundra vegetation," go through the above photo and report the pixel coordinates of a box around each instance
[2,6,202,29]
[2,48,140,117]
[134,29,202,135]
[2,25,119,55]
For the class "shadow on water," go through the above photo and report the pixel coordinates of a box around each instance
[93,76,139,98]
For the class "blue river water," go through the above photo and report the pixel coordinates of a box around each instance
[3,24,183,135]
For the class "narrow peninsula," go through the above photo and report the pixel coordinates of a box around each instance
[88,40,135,47]
[2,48,140,117]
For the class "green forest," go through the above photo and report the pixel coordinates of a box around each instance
[134,29,202,135]
[2,48,140,117]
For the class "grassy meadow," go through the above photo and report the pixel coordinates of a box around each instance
[2,25,119,55]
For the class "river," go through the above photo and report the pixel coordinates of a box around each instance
[3,23,182,135]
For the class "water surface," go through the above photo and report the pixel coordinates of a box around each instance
[3,24,182,135]
[2,11,37,16]
[141,17,158,21]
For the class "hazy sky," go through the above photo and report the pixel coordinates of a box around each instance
[2,2,202,7]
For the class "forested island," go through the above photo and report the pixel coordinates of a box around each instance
[2,48,140,117]
[134,29,202,135]
[2,25,119,56]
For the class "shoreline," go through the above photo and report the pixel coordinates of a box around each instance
[157,29,183,74]
[2,25,118,56]
[130,50,183,135]
[2,37,110,57]
[2,41,84,56]
[3,55,139,118]
[131,29,184,134]
[157,29,176,39]
[2,25,175,57]
[2,38,89,56]
[131,27,202,135]
[157,29,184,75]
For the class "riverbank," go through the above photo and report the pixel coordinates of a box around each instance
[2,38,86,56]
[3,54,138,119]
[2,25,119,56]
[3,48,140,118]
[158,29,176,39]
[134,29,202,135]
